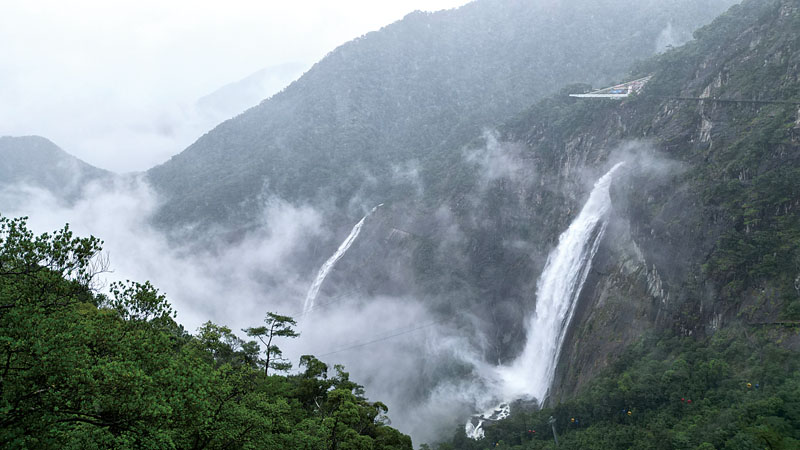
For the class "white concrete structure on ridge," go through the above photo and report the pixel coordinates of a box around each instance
[569,76,652,99]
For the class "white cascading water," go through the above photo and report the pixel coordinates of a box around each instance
[466,163,624,439]
[303,204,383,314]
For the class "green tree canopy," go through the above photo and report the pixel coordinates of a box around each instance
[0,214,411,449]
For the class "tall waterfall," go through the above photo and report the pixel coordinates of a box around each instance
[303,204,383,314]
[467,163,624,439]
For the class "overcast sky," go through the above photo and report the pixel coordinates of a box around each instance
[0,0,471,172]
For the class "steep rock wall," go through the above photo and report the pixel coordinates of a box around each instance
[505,0,800,401]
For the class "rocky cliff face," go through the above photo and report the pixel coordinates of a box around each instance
[488,0,800,402]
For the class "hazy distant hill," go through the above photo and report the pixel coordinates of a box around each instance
[0,136,109,203]
[147,0,738,231]
[196,62,308,123]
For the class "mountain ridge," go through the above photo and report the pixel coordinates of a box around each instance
[145,0,738,233]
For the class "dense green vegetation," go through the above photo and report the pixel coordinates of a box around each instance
[0,215,411,449]
[435,328,800,450]
[146,0,736,231]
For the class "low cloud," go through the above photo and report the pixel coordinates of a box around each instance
[0,176,489,444]
[0,177,326,330]
[655,22,691,53]
[465,130,533,188]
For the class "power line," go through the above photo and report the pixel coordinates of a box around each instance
[651,96,800,106]
[316,317,450,357]
[313,293,501,358]
[288,290,357,319]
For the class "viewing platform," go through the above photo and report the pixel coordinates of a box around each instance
[569,76,652,99]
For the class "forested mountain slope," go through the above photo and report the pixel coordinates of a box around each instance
[146,0,736,232]
[501,0,800,393]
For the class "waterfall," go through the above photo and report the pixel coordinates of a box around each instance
[499,162,624,402]
[466,163,624,439]
[303,204,383,314]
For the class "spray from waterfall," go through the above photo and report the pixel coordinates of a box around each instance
[466,163,624,439]
[303,204,383,314]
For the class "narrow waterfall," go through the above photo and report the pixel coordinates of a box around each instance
[467,163,624,439]
[303,204,383,314]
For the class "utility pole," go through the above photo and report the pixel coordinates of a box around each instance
[548,416,559,446]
